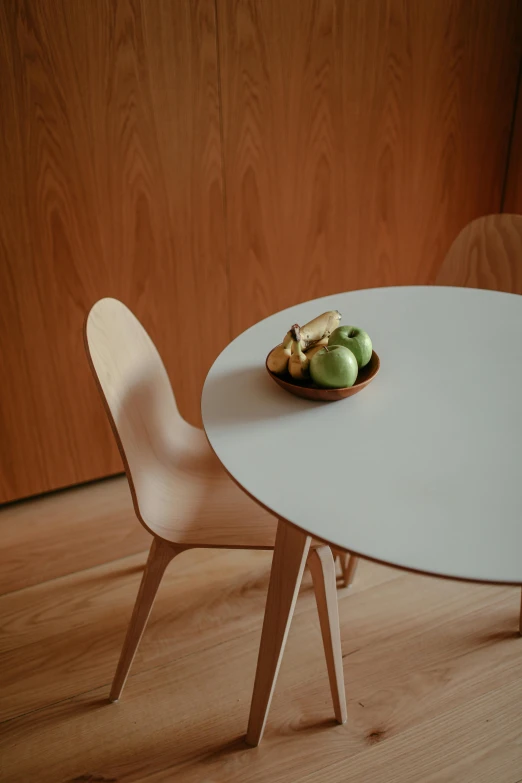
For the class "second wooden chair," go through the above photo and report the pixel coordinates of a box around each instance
[342,212,522,603]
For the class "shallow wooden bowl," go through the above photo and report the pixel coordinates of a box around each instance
[266,350,380,401]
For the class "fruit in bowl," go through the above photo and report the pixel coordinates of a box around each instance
[328,325,372,368]
[309,345,358,389]
[265,309,378,397]
[266,311,341,376]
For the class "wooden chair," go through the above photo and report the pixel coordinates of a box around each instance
[338,213,522,601]
[84,297,347,722]
[437,212,522,634]
[436,213,522,293]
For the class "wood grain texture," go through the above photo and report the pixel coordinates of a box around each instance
[109,538,179,702]
[85,298,277,549]
[0,475,148,595]
[0,479,521,781]
[217,0,522,337]
[342,554,360,589]
[308,545,347,726]
[246,522,312,746]
[0,543,393,720]
[436,213,522,292]
[503,63,522,213]
[0,0,228,503]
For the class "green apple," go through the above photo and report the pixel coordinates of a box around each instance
[328,325,372,368]
[309,345,358,389]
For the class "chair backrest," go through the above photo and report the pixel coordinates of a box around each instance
[84,298,189,535]
[436,214,522,293]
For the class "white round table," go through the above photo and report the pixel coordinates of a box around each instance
[201,285,522,744]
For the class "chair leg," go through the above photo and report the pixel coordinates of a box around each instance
[332,549,344,581]
[308,546,347,725]
[110,537,178,702]
[342,555,359,588]
[338,552,349,580]
[246,521,312,746]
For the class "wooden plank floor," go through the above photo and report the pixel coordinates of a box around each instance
[1,476,521,783]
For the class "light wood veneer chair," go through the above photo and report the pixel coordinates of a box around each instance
[436,213,522,292]
[438,212,522,633]
[85,298,347,721]
[343,213,522,624]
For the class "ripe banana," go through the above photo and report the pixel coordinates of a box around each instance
[288,326,310,380]
[281,324,306,349]
[299,310,341,344]
[268,315,339,375]
[267,331,293,374]
[304,343,325,360]
[283,327,329,352]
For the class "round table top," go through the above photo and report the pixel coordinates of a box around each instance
[202,286,522,585]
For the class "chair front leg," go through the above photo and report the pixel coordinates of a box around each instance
[341,555,359,588]
[110,536,179,702]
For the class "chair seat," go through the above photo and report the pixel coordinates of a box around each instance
[133,424,277,549]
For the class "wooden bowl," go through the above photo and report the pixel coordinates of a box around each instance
[266,350,380,401]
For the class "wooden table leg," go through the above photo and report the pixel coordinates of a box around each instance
[308,546,347,724]
[519,587,522,637]
[246,521,312,747]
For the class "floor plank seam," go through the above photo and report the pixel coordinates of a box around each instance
[0,685,104,728]
[0,621,276,727]
[0,581,375,728]
[2,576,513,723]
[0,547,150,599]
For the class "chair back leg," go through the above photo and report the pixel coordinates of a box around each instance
[342,555,359,588]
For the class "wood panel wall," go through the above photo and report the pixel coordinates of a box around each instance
[503,66,522,213]
[217,0,522,336]
[0,0,229,502]
[0,0,521,503]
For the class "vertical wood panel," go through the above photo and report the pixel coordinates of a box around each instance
[0,0,228,503]
[217,0,522,337]
[503,62,522,213]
